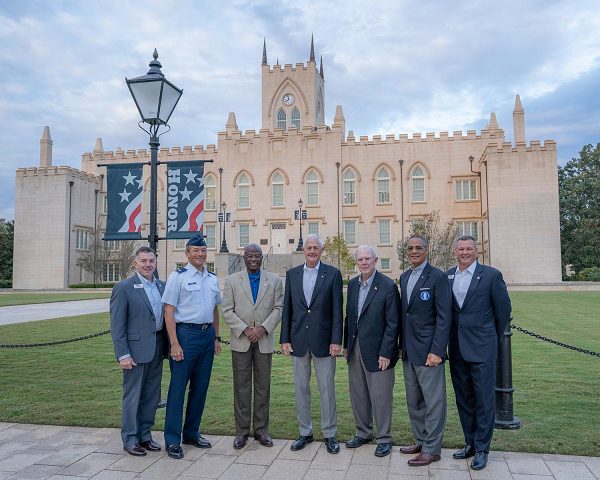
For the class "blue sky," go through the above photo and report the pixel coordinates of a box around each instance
[1,0,599,220]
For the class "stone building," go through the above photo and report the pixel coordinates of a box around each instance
[13,40,561,289]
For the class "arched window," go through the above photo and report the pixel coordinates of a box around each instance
[343,169,356,205]
[277,109,286,130]
[237,173,250,208]
[271,172,284,207]
[205,174,216,210]
[305,170,319,206]
[377,168,390,203]
[291,107,300,129]
[411,166,425,202]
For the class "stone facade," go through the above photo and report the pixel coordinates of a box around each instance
[13,40,562,288]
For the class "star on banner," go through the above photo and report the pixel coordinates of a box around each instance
[184,169,198,184]
[123,171,137,186]
[180,187,192,201]
[119,189,131,202]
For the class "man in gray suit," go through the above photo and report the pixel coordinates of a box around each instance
[110,246,166,456]
[222,244,283,449]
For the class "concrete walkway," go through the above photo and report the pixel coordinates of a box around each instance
[0,423,598,480]
[0,299,109,326]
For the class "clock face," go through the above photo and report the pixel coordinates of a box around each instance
[283,93,295,106]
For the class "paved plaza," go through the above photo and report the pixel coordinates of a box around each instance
[0,423,598,480]
[0,299,109,326]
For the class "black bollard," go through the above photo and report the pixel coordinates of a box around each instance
[495,316,521,429]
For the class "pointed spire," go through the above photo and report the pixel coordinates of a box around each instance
[93,138,104,154]
[319,55,324,80]
[262,38,267,65]
[514,94,523,112]
[489,112,498,129]
[226,112,238,133]
[309,34,315,62]
[40,126,53,167]
[333,105,345,136]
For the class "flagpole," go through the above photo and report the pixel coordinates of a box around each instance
[149,130,159,263]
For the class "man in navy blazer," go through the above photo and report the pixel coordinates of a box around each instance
[110,246,166,456]
[399,235,452,466]
[446,236,511,471]
[343,245,400,458]
[280,234,343,454]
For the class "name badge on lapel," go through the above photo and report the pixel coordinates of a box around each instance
[420,291,431,301]
[448,274,455,280]
[133,284,143,289]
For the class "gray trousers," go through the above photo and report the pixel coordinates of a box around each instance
[121,332,163,447]
[348,339,395,443]
[402,359,447,454]
[232,343,272,436]
[292,351,337,438]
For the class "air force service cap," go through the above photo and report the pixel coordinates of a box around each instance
[186,234,207,247]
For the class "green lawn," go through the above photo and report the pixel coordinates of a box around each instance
[0,292,111,307]
[0,291,598,455]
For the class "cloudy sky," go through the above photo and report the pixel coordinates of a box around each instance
[1,0,599,220]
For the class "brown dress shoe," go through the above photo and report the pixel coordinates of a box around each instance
[233,434,248,449]
[407,452,441,466]
[254,432,273,447]
[399,443,422,454]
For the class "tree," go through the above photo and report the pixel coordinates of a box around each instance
[77,232,112,284]
[111,240,139,280]
[322,234,355,280]
[396,211,456,271]
[558,143,600,275]
[0,218,14,281]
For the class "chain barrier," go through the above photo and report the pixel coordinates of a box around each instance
[512,324,600,357]
[0,330,111,349]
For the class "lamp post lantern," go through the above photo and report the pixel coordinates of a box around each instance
[220,201,229,253]
[126,49,183,256]
[296,198,304,251]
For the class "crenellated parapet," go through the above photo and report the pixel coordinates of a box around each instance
[342,128,507,146]
[16,165,101,182]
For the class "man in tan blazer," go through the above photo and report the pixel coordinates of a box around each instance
[222,243,284,449]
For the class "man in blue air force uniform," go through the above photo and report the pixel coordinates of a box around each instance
[161,234,222,460]
[110,246,166,457]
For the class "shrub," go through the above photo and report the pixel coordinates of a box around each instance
[577,267,600,282]
[69,283,116,289]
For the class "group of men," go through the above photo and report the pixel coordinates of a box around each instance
[110,232,511,471]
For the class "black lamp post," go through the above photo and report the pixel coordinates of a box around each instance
[126,49,183,256]
[220,201,229,253]
[296,198,304,251]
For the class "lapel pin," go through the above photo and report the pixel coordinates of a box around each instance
[476,276,481,280]
[374,286,378,291]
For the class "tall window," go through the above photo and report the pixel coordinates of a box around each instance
[308,221,319,235]
[204,224,216,249]
[103,239,119,251]
[377,168,391,203]
[378,219,391,245]
[291,107,300,129]
[237,173,250,208]
[102,264,120,283]
[271,172,284,207]
[238,223,250,248]
[456,221,479,241]
[343,169,356,205]
[205,175,216,210]
[380,258,391,271]
[456,179,477,201]
[343,220,357,245]
[411,166,425,202]
[174,239,186,251]
[305,170,319,206]
[277,109,286,130]
[75,229,89,250]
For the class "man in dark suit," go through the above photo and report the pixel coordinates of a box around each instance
[280,234,343,454]
[447,235,511,471]
[398,235,452,466]
[110,246,166,456]
[343,245,400,457]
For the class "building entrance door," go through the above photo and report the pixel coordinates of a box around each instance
[271,223,287,253]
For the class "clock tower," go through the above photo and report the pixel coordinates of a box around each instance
[261,36,325,131]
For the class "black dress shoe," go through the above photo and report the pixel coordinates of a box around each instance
[166,444,184,459]
[254,432,273,447]
[345,436,372,448]
[123,444,147,456]
[140,440,161,451]
[182,435,212,448]
[291,434,313,451]
[374,442,392,457]
[324,437,340,454]
[453,444,475,459]
[470,451,488,470]
[233,434,248,449]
